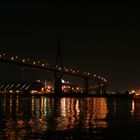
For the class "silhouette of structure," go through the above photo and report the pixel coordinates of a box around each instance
[0,37,108,95]
[84,77,89,93]
[54,35,63,94]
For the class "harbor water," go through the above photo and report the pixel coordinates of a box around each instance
[0,95,140,139]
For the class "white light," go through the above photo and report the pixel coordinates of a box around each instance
[36,80,41,82]
[62,79,65,83]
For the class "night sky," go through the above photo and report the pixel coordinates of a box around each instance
[0,2,140,90]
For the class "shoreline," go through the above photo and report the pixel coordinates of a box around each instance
[0,92,134,98]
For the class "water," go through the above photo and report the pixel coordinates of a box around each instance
[0,95,140,139]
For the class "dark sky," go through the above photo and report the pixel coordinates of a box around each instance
[0,2,140,90]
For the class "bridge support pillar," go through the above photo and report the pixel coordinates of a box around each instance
[102,86,108,94]
[96,86,108,94]
[84,77,89,94]
[54,72,63,94]
[96,87,100,94]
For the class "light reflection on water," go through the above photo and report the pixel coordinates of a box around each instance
[0,95,139,139]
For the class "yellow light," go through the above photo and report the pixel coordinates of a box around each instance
[76,87,79,90]
[30,90,38,94]
[47,86,51,89]
[131,90,135,94]
[9,90,13,93]
[16,90,20,93]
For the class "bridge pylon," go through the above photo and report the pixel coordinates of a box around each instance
[84,77,89,94]
[54,34,63,94]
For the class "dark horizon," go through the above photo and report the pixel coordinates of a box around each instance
[0,2,140,91]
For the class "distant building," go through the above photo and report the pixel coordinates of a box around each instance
[0,82,44,94]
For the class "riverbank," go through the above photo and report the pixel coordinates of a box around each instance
[0,92,134,99]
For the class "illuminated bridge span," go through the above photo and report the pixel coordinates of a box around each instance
[0,52,107,80]
[0,52,107,94]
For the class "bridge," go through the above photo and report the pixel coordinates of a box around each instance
[0,37,108,95]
